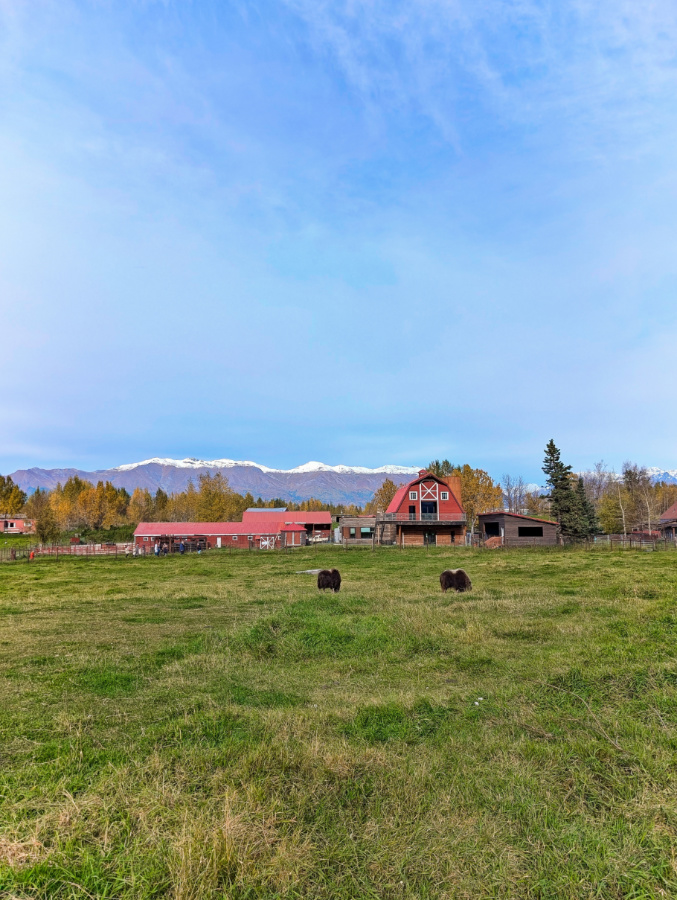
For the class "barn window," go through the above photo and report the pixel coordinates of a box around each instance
[232,536,238,541]
[409,491,418,500]
[518,526,543,537]
[360,527,373,537]
[349,528,356,537]
[248,535,253,540]
[143,537,149,542]
[484,522,500,537]
[441,492,449,500]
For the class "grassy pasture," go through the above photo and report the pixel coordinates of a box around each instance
[1,546,677,899]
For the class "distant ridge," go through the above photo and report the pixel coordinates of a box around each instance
[9,458,422,505]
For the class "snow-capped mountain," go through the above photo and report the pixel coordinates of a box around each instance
[10,458,422,505]
[646,468,677,485]
[112,457,420,476]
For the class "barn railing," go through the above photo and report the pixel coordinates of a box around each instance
[377,513,466,523]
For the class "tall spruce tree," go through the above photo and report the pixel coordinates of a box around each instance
[542,441,599,538]
[542,440,579,534]
[574,476,600,537]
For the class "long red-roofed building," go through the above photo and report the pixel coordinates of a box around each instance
[133,508,332,552]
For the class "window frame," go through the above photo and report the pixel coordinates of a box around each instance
[441,491,449,500]
[409,491,418,500]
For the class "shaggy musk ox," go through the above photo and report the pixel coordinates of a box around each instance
[440,569,472,593]
[317,569,341,592]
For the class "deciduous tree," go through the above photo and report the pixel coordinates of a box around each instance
[365,479,399,515]
[0,475,27,514]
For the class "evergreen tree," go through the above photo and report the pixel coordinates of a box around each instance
[574,476,600,536]
[542,440,577,534]
[154,488,169,519]
[427,459,455,477]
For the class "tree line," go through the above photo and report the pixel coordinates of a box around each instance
[4,472,363,543]
[502,442,677,537]
[3,445,676,543]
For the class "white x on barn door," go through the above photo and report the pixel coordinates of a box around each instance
[421,482,438,501]
[260,537,275,550]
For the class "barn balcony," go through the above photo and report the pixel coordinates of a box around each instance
[377,512,466,525]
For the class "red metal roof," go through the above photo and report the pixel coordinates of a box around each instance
[386,485,409,515]
[478,511,559,525]
[279,522,307,532]
[385,472,463,515]
[133,521,281,536]
[241,510,332,526]
[660,501,677,522]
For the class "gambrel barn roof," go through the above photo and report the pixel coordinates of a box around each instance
[386,470,463,515]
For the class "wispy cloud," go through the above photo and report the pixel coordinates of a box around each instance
[284,0,677,157]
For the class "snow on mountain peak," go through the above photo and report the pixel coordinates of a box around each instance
[113,457,421,476]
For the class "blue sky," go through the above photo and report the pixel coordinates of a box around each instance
[1,0,676,482]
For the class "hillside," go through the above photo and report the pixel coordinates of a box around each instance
[9,458,420,505]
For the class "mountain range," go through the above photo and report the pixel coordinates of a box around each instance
[9,458,677,506]
[9,458,422,506]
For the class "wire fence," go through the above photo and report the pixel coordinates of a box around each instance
[2,533,675,563]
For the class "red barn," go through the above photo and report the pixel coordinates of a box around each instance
[377,470,466,546]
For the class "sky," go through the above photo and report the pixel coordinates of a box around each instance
[1,0,676,482]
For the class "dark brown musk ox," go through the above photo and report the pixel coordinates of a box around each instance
[317,569,341,592]
[440,569,472,593]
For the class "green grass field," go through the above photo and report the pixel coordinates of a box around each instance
[1,546,677,899]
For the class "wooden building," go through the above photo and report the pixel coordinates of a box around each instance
[478,512,560,546]
[1,515,34,535]
[658,501,677,539]
[338,515,377,544]
[376,470,466,546]
[280,522,307,547]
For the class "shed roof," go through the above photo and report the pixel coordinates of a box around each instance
[478,511,559,526]
[241,510,332,526]
[660,501,677,522]
[280,522,307,532]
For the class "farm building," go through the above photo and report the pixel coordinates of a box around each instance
[241,509,332,542]
[658,501,677,539]
[279,522,307,547]
[133,513,330,551]
[1,515,35,535]
[338,515,377,544]
[375,470,466,546]
[134,522,283,551]
[478,511,560,546]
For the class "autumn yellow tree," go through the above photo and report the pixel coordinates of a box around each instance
[453,464,503,534]
[0,475,27,514]
[365,478,399,515]
[196,472,245,521]
[127,488,154,524]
